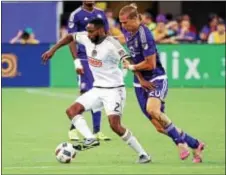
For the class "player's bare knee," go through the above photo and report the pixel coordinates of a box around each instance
[147,108,161,119]
[66,103,84,119]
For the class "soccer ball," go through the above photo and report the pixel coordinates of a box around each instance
[55,142,77,163]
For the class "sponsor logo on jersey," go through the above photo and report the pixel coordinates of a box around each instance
[88,57,102,67]
[84,17,89,21]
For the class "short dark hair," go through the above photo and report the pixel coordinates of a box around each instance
[88,18,105,29]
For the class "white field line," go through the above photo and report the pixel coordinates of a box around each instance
[25,89,76,99]
[3,164,225,170]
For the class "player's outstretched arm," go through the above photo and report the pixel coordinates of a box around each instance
[123,58,155,90]
[42,34,75,64]
[52,34,74,53]
[123,54,156,71]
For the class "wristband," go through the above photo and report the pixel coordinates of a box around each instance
[128,64,135,71]
[74,59,83,69]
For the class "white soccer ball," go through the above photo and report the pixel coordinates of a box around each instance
[55,142,77,163]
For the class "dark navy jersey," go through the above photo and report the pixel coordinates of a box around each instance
[68,7,109,59]
[122,24,165,83]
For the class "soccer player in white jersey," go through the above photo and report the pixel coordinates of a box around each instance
[67,1,110,141]
[42,18,151,163]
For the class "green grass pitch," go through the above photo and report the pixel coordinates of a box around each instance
[2,88,225,174]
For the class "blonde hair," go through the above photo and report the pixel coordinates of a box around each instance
[119,3,139,19]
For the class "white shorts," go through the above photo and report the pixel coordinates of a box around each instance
[76,87,126,116]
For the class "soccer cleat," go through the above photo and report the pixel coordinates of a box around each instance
[68,129,80,141]
[137,154,151,164]
[95,132,111,141]
[178,143,190,160]
[83,138,100,148]
[73,138,100,151]
[192,141,205,163]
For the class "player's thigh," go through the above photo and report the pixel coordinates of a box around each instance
[146,79,168,114]
[102,87,126,116]
[146,97,162,113]
[75,88,102,111]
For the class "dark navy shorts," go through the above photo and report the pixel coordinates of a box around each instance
[134,77,168,120]
[77,59,94,93]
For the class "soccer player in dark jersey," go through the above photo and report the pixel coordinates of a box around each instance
[67,1,110,141]
[119,4,205,163]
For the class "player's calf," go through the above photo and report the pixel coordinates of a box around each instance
[66,103,85,141]
[151,119,167,134]
[108,115,151,163]
[66,103,96,142]
[108,115,126,136]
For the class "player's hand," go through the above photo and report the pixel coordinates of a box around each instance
[122,59,131,69]
[74,59,84,74]
[42,50,55,64]
[76,68,84,75]
[140,79,156,91]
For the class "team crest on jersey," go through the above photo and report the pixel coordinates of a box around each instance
[88,57,102,67]
[118,49,126,57]
[84,17,89,21]
[97,14,102,18]
[92,50,97,57]
[142,43,149,50]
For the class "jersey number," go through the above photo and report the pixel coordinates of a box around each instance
[114,102,120,112]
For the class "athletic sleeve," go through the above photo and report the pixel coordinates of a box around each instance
[139,26,157,58]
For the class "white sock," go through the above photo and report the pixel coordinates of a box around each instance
[71,115,95,139]
[121,129,148,156]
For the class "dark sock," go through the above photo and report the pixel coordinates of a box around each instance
[165,123,184,145]
[91,110,101,134]
[181,131,199,149]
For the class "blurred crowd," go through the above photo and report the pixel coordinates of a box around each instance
[107,11,226,44]
[59,10,225,45]
[10,10,225,45]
